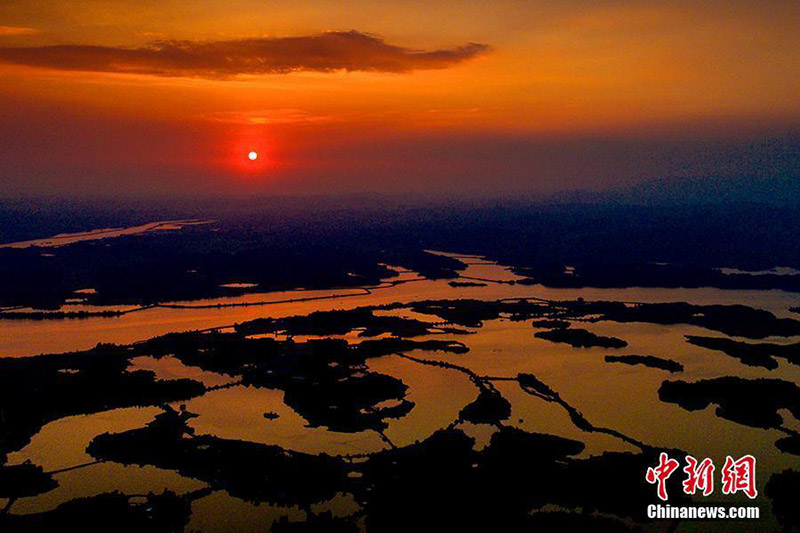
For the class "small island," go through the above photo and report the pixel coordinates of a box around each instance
[534,328,628,349]
[604,355,684,373]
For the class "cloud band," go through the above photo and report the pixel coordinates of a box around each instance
[0,30,490,78]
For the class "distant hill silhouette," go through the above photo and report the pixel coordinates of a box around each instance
[556,175,800,207]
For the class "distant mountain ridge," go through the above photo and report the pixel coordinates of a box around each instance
[556,175,800,206]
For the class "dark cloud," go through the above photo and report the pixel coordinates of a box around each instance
[0,30,490,78]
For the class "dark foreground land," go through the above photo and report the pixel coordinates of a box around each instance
[4,199,800,310]
[1,298,799,531]
[1,199,800,531]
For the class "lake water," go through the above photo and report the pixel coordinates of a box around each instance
[2,253,798,531]
[0,219,212,249]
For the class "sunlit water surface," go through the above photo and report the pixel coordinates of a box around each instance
[2,253,799,531]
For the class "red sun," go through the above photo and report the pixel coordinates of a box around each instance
[223,138,276,175]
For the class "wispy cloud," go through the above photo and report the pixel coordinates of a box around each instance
[0,26,38,36]
[202,109,333,125]
[0,30,490,78]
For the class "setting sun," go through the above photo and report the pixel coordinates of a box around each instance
[247,151,258,161]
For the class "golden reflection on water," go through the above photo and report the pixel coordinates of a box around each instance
[2,256,799,530]
[182,386,386,456]
[2,257,799,357]
[187,491,305,533]
[5,406,206,514]
[0,220,212,249]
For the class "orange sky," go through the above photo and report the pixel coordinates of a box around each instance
[0,0,798,197]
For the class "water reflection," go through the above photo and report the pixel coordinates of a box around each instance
[2,254,799,530]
